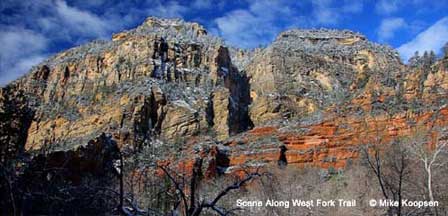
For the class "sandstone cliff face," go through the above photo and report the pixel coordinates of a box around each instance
[220,107,448,172]
[5,17,251,154]
[246,29,404,126]
[1,17,448,179]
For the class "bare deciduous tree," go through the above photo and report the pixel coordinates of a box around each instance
[158,159,261,216]
[404,120,448,216]
[363,140,412,216]
[360,118,413,216]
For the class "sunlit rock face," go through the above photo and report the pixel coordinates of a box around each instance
[2,17,448,177]
[3,17,251,154]
[246,29,405,126]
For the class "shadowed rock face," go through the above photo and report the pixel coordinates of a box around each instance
[1,17,448,179]
[23,133,120,184]
[16,133,120,215]
[0,86,34,164]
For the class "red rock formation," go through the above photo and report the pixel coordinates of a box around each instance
[186,106,448,174]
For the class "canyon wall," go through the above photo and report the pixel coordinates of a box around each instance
[1,17,448,178]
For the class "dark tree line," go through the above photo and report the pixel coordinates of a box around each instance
[408,42,448,67]
[408,50,437,68]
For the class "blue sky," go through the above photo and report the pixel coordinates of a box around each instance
[1,0,448,85]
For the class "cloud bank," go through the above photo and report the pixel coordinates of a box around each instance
[213,0,364,48]
[0,27,49,85]
[377,18,407,42]
[398,17,448,61]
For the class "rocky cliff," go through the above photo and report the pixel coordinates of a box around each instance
[1,17,448,182]
[246,29,403,125]
[4,17,252,156]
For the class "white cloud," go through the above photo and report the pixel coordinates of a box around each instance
[312,0,365,25]
[342,0,364,13]
[214,0,307,47]
[398,17,448,61]
[249,0,294,18]
[375,0,448,15]
[215,10,268,48]
[55,0,110,38]
[0,27,48,86]
[214,2,269,47]
[375,0,401,14]
[0,0,117,85]
[192,0,212,9]
[312,0,340,25]
[377,17,407,41]
[147,1,188,18]
[215,0,307,47]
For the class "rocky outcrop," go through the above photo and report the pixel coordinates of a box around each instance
[1,17,448,183]
[183,106,448,176]
[24,133,120,184]
[160,100,201,139]
[246,29,403,126]
[209,87,231,140]
[4,17,252,153]
[18,133,120,215]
